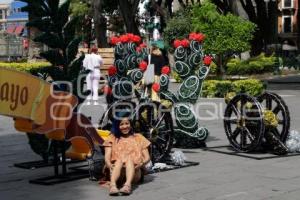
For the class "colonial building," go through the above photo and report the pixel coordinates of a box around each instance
[0,2,10,31]
[278,0,299,53]
[6,0,28,36]
[0,0,28,36]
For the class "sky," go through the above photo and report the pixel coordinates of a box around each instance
[0,0,13,4]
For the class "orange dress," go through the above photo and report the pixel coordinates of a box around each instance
[103,133,151,165]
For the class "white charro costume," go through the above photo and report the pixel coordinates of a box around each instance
[83,50,103,103]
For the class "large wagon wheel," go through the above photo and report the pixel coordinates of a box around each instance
[98,100,136,130]
[224,94,265,152]
[136,101,174,163]
[257,92,290,143]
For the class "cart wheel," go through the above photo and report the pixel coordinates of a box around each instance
[224,94,265,152]
[98,100,136,130]
[136,101,174,163]
[257,92,290,143]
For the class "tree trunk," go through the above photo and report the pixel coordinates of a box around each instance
[216,54,226,79]
[27,13,43,60]
[117,0,140,34]
[93,0,108,47]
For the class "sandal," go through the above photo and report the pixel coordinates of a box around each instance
[109,184,119,196]
[119,184,131,195]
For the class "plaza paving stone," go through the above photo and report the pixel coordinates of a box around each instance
[1,83,300,200]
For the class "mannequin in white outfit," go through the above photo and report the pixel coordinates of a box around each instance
[83,47,103,105]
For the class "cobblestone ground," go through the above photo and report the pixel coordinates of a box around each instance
[1,83,300,200]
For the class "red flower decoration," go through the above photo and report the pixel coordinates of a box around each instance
[173,39,182,48]
[110,36,119,45]
[108,65,117,76]
[188,32,197,40]
[139,61,148,71]
[181,39,190,48]
[195,33,205,42]
[103,85,112,95]
[161,66,171,75]
[120,34,129,43]
[203,56,212,66]
[152,83,160,92]
[136,47,141,52]
[127,33,135,41]
[132,35,141,44]
[139,43,147,48]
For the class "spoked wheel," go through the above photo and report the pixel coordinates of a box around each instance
[98,100,136,130]
[135,101,174,163]
[224,94,265,152]
[257,92,290,143]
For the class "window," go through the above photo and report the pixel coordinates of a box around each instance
[283,16,292,32]
[0,10,2,19]
[283,0,293,8]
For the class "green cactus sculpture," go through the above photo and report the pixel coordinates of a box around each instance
[158,33,212,148]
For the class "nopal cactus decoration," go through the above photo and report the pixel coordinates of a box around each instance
[105,34,148,103]
[159,32,212,148]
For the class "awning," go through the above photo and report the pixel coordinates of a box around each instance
[6,25,16,34]
[14,25,24,35]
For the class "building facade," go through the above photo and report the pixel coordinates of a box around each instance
[278,0,299,52]
[0,0,28,35]
[0,3,10,31]
[6,0,28,36]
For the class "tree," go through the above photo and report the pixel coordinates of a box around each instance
[163,8,192,51]
[191,2,256,77]
[93,0,108,47]
[177,0,201,9]
[20,0,88,160]
[117,0,140,34]
[21,0,83,82]
[211,0,278,56]
[70,0,93,47]
[70,0,120,47]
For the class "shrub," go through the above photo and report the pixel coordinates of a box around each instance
[283,56,300,69]
[209,61,217,74]
[202,80,218,98]
[226,53,277,75]
[232,79,265,96]
[0,62,52,73]
[202,79,264,97]
[0,62,70,81]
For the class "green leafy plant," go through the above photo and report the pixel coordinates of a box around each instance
[191,1,256,77]
[20,0,87,161]
[226,53,277,75]
[163,8,193,52]
[202,79,264,97]
[21,0,83,82]
[0,62,51,73]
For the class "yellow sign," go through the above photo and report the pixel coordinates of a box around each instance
[0,67,78,133]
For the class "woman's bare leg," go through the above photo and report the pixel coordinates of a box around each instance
[110,160,123,186]
[124,159,135,186]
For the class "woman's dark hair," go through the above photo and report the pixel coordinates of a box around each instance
[111,111,134,138]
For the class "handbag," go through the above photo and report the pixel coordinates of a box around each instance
[144,55,155,85]
[87,146,105,181]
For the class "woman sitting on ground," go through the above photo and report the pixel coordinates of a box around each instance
[103,112,151,196]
